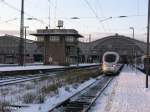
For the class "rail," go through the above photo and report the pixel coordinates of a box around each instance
[48,75,113,112]
[0,65,99,87]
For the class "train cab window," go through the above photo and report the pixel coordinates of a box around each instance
[105,54,116,62]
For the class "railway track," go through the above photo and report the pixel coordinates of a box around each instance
[0,66,99,87]
[0,73,56,87]
[49,75,114,112]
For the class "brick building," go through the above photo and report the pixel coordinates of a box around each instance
[32,27,83,65]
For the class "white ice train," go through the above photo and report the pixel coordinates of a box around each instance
[102,51,121,75]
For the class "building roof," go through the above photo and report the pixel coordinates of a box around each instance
[0,34,42,54]
[79,34,149,56]
[0,34,34,43]
[31,29,83,38]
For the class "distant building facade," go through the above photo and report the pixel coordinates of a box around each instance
[79,34,147,64]
[0,34,42,64]
[32,28,83,65]
[0,34,149,65]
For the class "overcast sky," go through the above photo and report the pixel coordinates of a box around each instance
[0,0,148,41]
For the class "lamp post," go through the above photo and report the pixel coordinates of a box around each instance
[129,27,134,40]
[24,26,29,65]
[129,27,136,72]
[146,0,150,88]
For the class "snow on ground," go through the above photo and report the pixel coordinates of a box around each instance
[0,63,99,72]
[15,78,96,112]
[70,63,100,67]
[90,65,150,112]
[0,65,65,72]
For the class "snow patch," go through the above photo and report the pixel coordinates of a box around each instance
[15,78,96,112]
[91,65,150,112]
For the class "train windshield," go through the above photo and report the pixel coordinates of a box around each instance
[105,54,116,62]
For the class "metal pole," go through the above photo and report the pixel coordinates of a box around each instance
[24,26,29,65]
[24,27,26,65]
[77,47,79,67]
[132,28,134,40]
[146,0,150,88]
[19,0,24,66]
[132,28,134,68]
[89,34,92,63]
[132,28,135,72]
[130,27,135,68]
[48,0,51,28]
[132,28,137,74]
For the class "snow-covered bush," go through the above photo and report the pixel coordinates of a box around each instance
[0,101,11,112]
[25,83,34,90]
[72,83,79,89]
[65,86,71,92]
[35,94,45,103]
[41,84,58,94]
[23,92,36,104]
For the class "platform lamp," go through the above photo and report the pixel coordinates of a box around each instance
[129,27,135,63]
[129,27,137,73]
[24,26,29,65]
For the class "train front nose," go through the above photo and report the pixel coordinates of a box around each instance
[103,64,116,73]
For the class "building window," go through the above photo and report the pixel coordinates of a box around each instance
[65,36,74,42]
[37,37,44,42]
[49,36,60,42]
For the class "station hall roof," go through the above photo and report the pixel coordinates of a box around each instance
[79,34,149,55]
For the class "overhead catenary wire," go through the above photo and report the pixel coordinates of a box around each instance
[137,0,140,15]
[54,0,57,27]
[83,0,106,32]
[0,0,47,25]
[0,0,20,12]
[48,0,51,28]
[97,0,111,32]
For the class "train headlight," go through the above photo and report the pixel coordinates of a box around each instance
[113,64,116,67]
[102,64,107,70]
[103,64,107,67]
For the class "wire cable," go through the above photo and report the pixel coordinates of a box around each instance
[0,0,47,25]
[54,0,58,27]
[97,0,111,32]
[83,0,106,32]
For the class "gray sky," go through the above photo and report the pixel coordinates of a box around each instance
[0,0,148,41]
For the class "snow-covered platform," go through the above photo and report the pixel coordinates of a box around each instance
[91,65,150,112]
[0,63,99,72]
